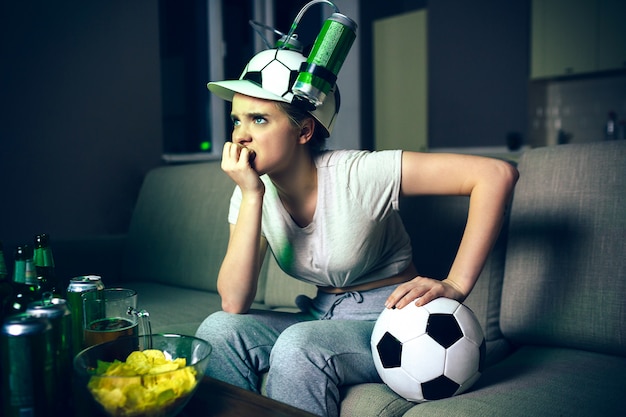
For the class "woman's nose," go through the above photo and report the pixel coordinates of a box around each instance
[232,125,251,145]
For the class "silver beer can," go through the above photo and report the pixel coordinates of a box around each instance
[1,314,54,417]
[66,275,104,355]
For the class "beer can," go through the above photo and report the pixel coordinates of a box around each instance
[1,314,54,417]
[292,12,357,107]
[66,275,104,355]
[26,298,72,411]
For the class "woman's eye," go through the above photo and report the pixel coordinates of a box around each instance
[254,116,267,124]
[231,118,240,127]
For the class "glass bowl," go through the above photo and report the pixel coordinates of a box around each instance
[74,334,211,417]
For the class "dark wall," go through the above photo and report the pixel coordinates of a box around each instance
[360,0,529,150]
[0,1,162,253]
[428,0,529,148]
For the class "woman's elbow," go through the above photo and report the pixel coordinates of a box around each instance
[218,286,254,314]
[493,159,519,193]
[220,298,250,314]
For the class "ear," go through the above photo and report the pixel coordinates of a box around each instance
[298,117,316,145]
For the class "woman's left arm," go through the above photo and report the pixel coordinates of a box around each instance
[385,151,519,309]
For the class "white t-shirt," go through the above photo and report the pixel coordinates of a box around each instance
[228,149,413,288]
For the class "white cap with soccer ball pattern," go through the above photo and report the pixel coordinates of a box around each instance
[207,48,340,138]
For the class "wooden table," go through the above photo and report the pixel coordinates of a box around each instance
[181,377,318,417]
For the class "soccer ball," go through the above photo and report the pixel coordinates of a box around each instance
[242,49,302,102]
[371,297,485,402]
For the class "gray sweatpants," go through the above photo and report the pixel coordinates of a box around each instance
[194,285,397,417]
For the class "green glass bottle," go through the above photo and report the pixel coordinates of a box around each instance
[33,233,59,298]
[0,241,13,321]
[6,245,41,315]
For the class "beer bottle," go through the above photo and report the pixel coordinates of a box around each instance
[5,245,41,315]
[33,233,59,298]
[0,241,13,321]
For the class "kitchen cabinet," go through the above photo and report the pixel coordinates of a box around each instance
[531,0,626,79]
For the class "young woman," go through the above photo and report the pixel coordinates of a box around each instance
[195,48,518,417]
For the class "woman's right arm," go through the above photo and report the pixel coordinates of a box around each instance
[217,142,267,313]
[218,221,268,313]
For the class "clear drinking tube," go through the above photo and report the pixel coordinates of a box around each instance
[249,20,288,49]
[281,0,339,50]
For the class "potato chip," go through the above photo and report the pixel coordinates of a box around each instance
[88,349,198,417]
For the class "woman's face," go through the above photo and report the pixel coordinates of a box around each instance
[230,93,304,176]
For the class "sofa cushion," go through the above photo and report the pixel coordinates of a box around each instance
[501,141,626,356]
[401,346,626,417]
[122,162,231,292]
[124,281,223,336]
[340,383,414,417]
[400,195,511,366]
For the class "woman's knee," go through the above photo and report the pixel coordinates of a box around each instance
[195,311,246,342]
[274,321,320,348]
[270,321,332,367]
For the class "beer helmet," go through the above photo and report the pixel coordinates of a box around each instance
[207,47,340,138]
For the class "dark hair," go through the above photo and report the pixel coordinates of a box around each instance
[274,101,327,154]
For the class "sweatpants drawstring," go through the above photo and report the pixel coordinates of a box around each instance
[320,291,363,320]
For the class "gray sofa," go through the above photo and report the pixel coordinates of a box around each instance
[55,141,626,416]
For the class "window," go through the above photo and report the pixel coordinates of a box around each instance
[160,0,223,162]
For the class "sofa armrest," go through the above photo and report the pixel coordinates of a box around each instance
[53,234,127,287]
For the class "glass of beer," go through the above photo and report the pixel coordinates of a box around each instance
[81,288,151,348]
